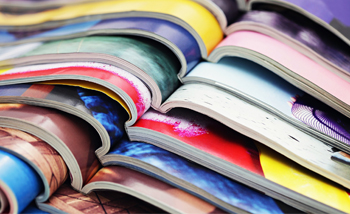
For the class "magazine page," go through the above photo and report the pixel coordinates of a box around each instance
[210,0,239,24]
[0,16,204,76]
[161,83,350,189]
[249,0,350,44]
[0,16,205,71]
[0,83,131,155]
[208,30,350,117]
[0,62,151,121]
[256,143,350,212]
[132,108,266,175]
[184,57,304,118]
[103,138,296,213]
[131,108,350,212]
[0,127,68,198]
[0,149,43,213]
[184,57,350,146]
[83,166,223,214]
[42,183,168,214]
[4,36,180,105]
[0,0,223,55]
[0,103,102,190]
[22,202,49,214]
[227,10,350,77]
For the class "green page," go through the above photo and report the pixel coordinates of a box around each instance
[23,36,181,102]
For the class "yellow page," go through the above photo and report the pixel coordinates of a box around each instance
[0,0,222,54]
[258,144,350,213]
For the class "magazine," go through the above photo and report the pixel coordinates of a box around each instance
[248,0,350,45]
[0,147,43,213]
[208,30,350,120]
[1,64,349,212]
[225,10,350,84]
[0,103,102,191]
[128,108,350,213]
[0,126,68,206]
[0,15,205,75]
[101,137,297,213]
[0,36,181,108]
[156,83,350,191]
[0,83,134,157]
[0,106,304,213]
[183,57,350,150]
[0,125,226,213]
[0,0,349,212]
[41,183,167,214]
[79,166,224,214]
[0,0,223,55]
[0,83,305,213]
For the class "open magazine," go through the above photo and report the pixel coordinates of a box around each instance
[0,126,225,213]
[183,57,350,150]
[0,0,350,213]
[0,0,223,55]
[0,82,349,213]
[247,0,350,45]
[225,10,350,84]
[0,101,304,213]
[0,22,349,211]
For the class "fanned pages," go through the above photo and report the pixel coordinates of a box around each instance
[81,166,224,214]
[0,0,223,55]
[101,138,296,214]
[225,10,350,83]
[0,62,152,127]
[158,83,350,190]
[208,30,350,120]
[0,103,102,191]
[183,57,350,151]
[41,183,166,214]
[0,36,180,108]
[248,0,350,45]
[128,108,350,213]
[0,16,203,74]
[0,83,134,157]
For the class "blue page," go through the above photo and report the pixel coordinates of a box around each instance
[0,150,42,213]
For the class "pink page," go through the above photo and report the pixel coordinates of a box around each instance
[217,31,350,105]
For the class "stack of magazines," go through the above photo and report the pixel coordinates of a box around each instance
[0,0,350,213]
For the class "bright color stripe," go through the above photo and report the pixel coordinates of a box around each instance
[258,144,350,213]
